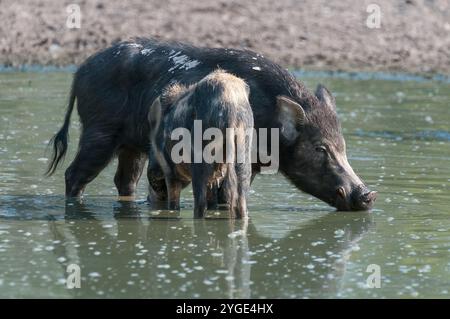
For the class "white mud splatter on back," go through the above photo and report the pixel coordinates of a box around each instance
[125,43,143,49]
[168,50,201,72]
[115,43,143,57]
[140,48,155,56]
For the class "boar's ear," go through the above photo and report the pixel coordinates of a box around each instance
[315,84,336,110]
[276,95,306,144]
[148,97,162,133]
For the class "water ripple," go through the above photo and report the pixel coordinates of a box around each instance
[353,129,450,142]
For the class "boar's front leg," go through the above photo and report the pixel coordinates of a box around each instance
[114,147,146,197]
[165,177,183,210]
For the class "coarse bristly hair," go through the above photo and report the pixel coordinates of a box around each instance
[160,82,189,107]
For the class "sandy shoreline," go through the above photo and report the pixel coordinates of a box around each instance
[1,0,449,74]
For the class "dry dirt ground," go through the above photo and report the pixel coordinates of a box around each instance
[1,0,449,74]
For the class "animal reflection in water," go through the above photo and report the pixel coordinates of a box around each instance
[47,201,374,298]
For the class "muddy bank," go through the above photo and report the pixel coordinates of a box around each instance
[1,0,449,74]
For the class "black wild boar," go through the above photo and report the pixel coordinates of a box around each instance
[46,38,376,211]
[148,70,253,218]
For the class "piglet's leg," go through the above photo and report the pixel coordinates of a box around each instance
[207,186,218,210]
[192,163,212,218]
[234,162,252,219]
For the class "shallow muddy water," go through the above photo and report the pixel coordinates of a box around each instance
[0,72,449,298]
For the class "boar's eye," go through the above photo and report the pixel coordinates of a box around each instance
[315,145,327,154]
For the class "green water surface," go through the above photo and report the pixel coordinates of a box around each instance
[0,72,449,298]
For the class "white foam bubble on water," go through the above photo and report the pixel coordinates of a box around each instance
[313,257,326,263]
[215,269,228,274]
[334,229,345,238]
[418,265,431,273]
[203,279,213,285]
[228,230,245,239]
[157,264,170,269]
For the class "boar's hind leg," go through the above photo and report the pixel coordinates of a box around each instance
[65,130,118,197]
[114,147,146,196]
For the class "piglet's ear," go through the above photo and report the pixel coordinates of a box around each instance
[315,84,336,110]
[148,97,162,134]
[276,95,306,144]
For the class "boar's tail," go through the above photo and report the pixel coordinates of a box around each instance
[45,87,76,176]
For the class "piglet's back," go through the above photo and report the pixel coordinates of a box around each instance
[189,69,252,130]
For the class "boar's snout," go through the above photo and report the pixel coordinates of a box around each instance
[336,184,377,211]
